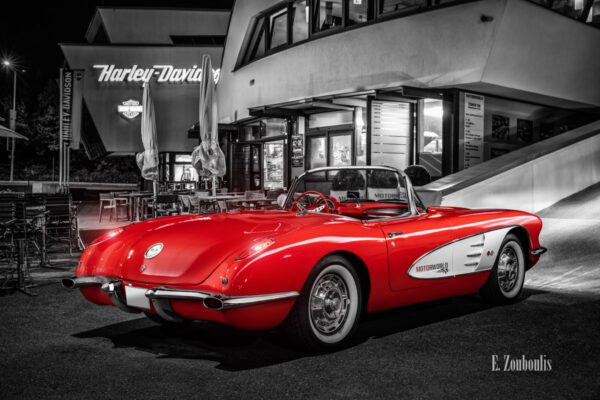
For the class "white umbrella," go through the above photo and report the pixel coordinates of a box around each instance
[191,55,225,196]
[136,82,159,216]
[0,125,28,140]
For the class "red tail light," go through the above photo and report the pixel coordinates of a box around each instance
[236,238,275,261]
[90,227,125,246]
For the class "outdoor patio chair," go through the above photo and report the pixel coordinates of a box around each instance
[179,195,192,214]
[98,193,116,222]
[155,194,180,217]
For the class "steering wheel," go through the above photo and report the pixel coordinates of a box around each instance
[291,191,336,214]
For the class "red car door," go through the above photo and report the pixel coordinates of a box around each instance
[374,213,454,291]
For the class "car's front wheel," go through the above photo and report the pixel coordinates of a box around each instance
[480,233,526,304]
[284,255,362,351]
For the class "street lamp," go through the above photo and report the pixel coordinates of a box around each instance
[3,59,18,182]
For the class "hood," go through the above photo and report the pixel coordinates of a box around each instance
[116,211,309,285]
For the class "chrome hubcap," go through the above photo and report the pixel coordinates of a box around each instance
[310,273,350,334]
[498,246,519,293]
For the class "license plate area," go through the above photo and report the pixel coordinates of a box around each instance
[124,285,151,310]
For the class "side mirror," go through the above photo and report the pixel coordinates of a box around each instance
[276,194,287,208]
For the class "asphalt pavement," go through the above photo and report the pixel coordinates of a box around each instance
[1,185,599,399]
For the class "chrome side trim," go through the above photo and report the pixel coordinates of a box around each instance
[145,287,299,311]
[100,281,141,314]
[531,247,547,257]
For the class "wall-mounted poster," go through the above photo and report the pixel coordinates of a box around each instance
[463,93,485,169]
[517,119,533,143]
[291,134,304,167]
[491,114,510,141]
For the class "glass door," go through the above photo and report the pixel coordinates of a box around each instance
[231,143,262,192]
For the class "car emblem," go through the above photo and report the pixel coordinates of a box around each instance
[144,243,164,259]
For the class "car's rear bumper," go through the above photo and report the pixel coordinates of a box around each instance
[63,276,299,329]
[530,247,548,257]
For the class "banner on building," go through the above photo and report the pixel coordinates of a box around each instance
[463,93,485,169]
[60,68,84,148]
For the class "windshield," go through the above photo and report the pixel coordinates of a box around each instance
[284,166,423,210]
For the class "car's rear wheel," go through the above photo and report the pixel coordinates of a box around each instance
[480,233,526,304]
[284,255,361,351]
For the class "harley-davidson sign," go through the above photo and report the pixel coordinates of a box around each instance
[117,99,143,119]
[93,64,220,84]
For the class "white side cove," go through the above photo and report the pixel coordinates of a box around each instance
[408,227,512,279]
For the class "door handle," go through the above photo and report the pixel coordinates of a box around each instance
[388,231,403,238]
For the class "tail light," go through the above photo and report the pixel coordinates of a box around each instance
[236,238,275,261]
[90,227,125,246]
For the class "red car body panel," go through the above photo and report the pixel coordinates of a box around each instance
[75,202,544,330]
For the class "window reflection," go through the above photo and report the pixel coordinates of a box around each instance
[314,0,343,32]
[380,0,427,14]
[309,136,327,169]
[348,0,369,25]
[244,18,265,63]
[329,134,352,166]
[552,0,587,19]
[292,0,310,42]
[269,8,288,49]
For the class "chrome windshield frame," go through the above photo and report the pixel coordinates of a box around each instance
[284,165,427,218]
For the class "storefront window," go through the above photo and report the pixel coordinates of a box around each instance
[355,107,367,165]
[552,0,587,19]
[418,99,443,179]
[309,136,327,169]
[314,0,343,32]
[348,0,369,25]
[589,0,600,23]
[329,134,352,166]
[380,0,427,14]
[173,154,199,182]
[292,0,310,42]
[269,8,288,49]
[264,140,285,188]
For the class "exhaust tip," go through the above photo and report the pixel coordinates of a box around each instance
[203,296,223,311]
[62,278,76,289]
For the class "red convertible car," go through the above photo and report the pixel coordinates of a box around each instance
[64,166,546,350]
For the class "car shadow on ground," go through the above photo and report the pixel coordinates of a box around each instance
[73,287,546,371]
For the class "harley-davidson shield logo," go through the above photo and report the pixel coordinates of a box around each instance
[117,99,143,119]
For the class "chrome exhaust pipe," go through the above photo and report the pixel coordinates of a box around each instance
[62,276,115,289]
[203,296,224,311]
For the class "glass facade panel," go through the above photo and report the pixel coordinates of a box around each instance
[269,8,288,49]
[292,0,310,42]
[245,18,265,63]
[587,0,600,22]
[329,134,352,166]
[348,0,369,25]
[380,0,427,14]
[309,136,327,169]
[264,140,285,188]
[552,0,588,18]
[314,0,343,32]
[418,99,443,179]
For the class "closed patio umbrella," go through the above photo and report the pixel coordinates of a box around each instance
[191,55,225,196]
[0,124,28,140]
[136,82,159,217]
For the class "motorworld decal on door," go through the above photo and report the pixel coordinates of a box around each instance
[415,262,449,274]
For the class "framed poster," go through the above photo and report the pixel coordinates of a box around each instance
[291,134,304,167]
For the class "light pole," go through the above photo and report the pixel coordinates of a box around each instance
[3,60,17,182]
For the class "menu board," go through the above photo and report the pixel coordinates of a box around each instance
[370,100,410,170]
[291,134,303,167]
[463,93,485,169]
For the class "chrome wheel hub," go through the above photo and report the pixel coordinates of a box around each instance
[498,246,519,293]
[310,273,350,334]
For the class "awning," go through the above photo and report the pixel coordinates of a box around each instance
[0,125,28,140]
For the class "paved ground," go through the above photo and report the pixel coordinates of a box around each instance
[1,187,599,399]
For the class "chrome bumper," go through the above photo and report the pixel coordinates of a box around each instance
[531,247,548,257]
[63,275,299,322]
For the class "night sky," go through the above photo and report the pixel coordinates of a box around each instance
[0,1,233,104]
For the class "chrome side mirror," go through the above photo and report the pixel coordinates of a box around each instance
[276,194,287,208]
